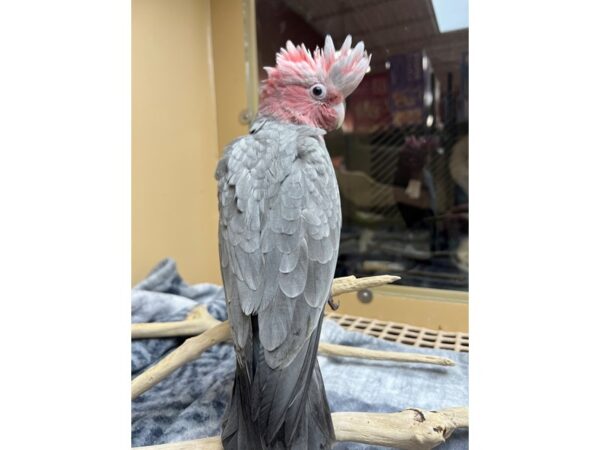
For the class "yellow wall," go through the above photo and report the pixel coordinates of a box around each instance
[210,0,252,152]
[336,286,468,332]
[132,0,223,284]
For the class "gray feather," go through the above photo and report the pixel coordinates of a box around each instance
[258,288,294,351]
[219,233,229,269]
[264,295,322,369]
[216,118,340,449]
[307,235,333,263]
[275,230,302,254]
[259,250,282,311]
[278,239,303,273]
[278,240,308,298]
[304,259,335,308]
[233,245,260,291]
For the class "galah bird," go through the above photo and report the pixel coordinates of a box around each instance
[215,35,370,450]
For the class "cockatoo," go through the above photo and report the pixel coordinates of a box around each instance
[215,35,370,450]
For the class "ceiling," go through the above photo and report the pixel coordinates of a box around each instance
[280,0,468,86]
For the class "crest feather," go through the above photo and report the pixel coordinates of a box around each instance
[263,34,370,97]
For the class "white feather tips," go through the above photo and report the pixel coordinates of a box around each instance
[324,35,335,61]
[265,34,370,97]
[328,35,371,97]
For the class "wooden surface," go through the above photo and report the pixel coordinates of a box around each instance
[318,342,455,365]
[131,317,456,399]
[134,407,468,449]
[131,275,458,399]
[132,321,231,399]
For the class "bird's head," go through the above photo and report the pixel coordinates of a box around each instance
[258,35,371,131]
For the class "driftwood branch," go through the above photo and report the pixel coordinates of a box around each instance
[131,321,454,399]
[131,274,466,448]
[332,407,468,449]
[331,274,400,296]
[132,407,468,450]
[132,321,231,399]
[131,274,454,400]
[132,275,400,339]
[132,306,221,339]
[318,342,455,367]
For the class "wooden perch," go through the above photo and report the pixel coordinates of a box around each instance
[132,306,221,339]
[133,406,468,450]
[132,321,231,399]
[132,274,400,340]
[132,320,454,399]
[131,274,454,400]
[331,274,400,296]
[332,407,468,449]
[318,342,455,367]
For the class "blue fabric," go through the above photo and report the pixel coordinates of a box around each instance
[132,259,468,449]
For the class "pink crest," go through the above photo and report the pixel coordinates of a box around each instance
[263,35,371,98]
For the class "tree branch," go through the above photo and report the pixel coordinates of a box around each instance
[318,342,454,367]
[131,322,454,399]
[131,306,221,339]
[131,274,455,400]
[132,321,231,399]
[132,407,468,450]
[132,275,400,339]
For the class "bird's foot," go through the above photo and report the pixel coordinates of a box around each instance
[328,296,340,311]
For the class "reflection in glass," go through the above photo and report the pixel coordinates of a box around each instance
[255,0,469,291]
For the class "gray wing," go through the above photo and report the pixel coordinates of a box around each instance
[216,121,341,369]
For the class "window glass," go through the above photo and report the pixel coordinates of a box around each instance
[255,0,469,291]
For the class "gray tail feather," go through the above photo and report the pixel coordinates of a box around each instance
[221,315,335,450]
[221,361,265,449]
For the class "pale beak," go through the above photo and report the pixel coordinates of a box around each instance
[333,102,345,129]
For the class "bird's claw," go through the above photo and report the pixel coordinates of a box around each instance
[328,296,340,311]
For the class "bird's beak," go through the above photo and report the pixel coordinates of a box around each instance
[333,102,345,129]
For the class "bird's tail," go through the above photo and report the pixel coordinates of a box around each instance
[221,315,335,450]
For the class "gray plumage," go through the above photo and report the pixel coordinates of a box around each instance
[216,117,340,449]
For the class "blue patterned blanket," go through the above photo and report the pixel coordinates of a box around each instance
[132,259,468,449]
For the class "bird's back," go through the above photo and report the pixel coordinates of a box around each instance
[216,117,340,449]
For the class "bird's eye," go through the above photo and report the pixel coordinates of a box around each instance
[310,84,327,100]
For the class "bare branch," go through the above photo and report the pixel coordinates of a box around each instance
[318,342,455,367]
[331,274,400,296]
[132,274,400,340]
[132,407,468,450]
[131,273,454,400]
[131,321,231,399]
[131,321,454,399]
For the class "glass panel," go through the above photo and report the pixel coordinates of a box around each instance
[254,0,468,291]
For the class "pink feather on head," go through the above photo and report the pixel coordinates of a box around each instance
[259,35,370,130]
[262,35,371,97]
